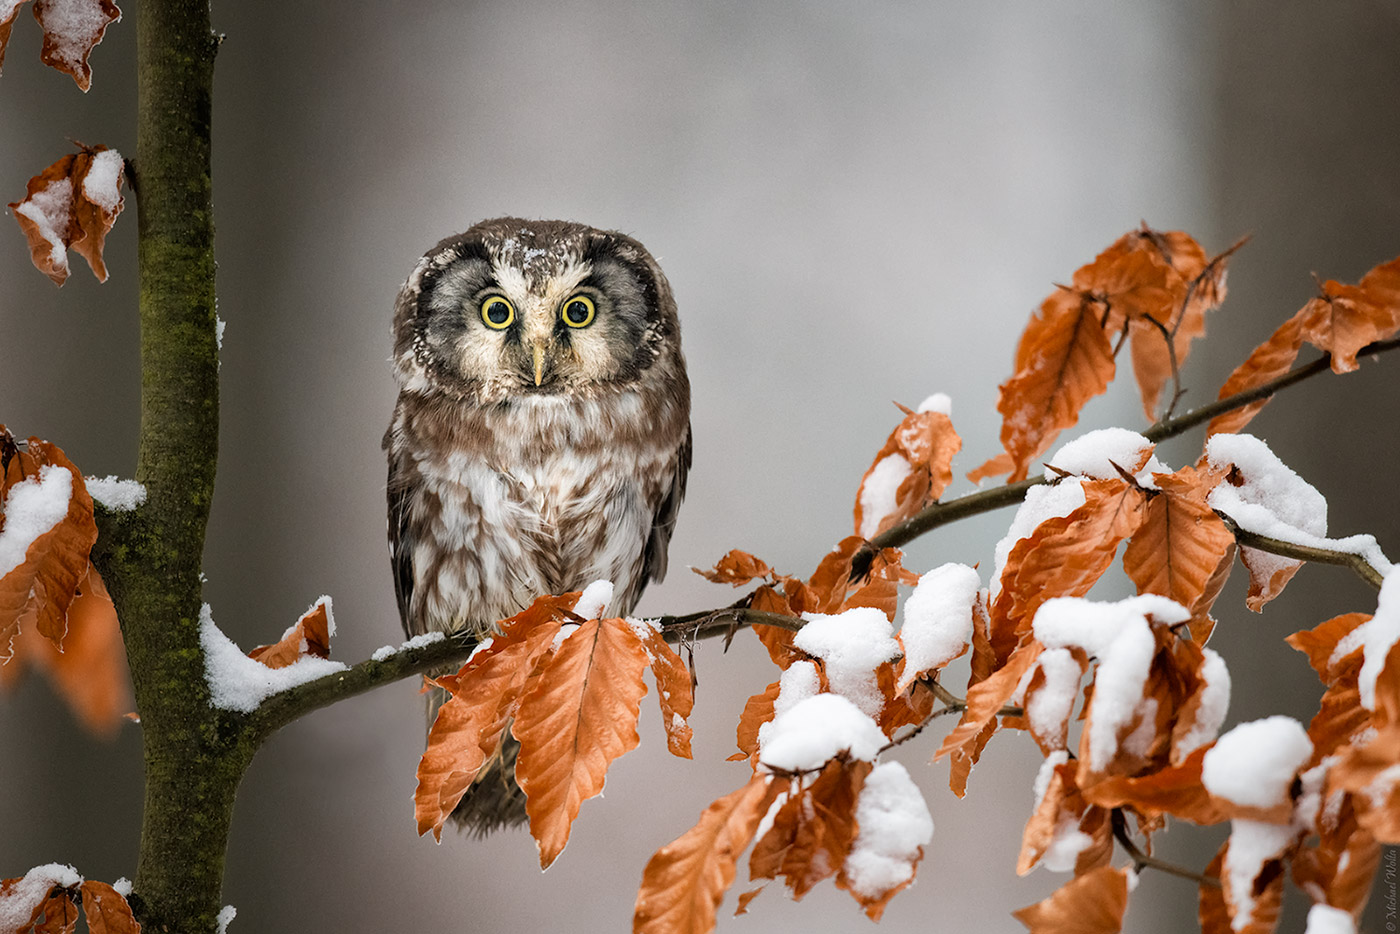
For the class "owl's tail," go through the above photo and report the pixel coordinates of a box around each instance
[425,685,529,836]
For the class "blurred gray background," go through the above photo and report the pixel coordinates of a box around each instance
[3,1,1398,931]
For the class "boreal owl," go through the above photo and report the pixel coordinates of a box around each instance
[384,218,691,834]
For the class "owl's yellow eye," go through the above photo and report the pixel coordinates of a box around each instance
[480,296,515,329]
[561,295,596,328]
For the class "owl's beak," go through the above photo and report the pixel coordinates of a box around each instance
[532,343,547,386]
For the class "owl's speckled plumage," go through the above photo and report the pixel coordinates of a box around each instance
[384,218,691,833]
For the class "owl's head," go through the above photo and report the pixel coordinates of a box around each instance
[392,218,682,402]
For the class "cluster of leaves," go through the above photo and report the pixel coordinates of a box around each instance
[0,0,120,91]
[0,868,137,934]
[0,428,128,733]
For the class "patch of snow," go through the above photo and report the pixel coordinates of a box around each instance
[1224,819,1297,932]
[1045,428,1164,486]
[0,464,72,579]
[1175,648,1232,759]
[1202,716,1312,809]
[85,475,146,512]
[81,149,123,212]
[758,693,887,773]
[0,864,82,931]
[843,762,933,896]
[573,579,613,620]
[794,607,899,717]
[1295,757,1336,834]
[1353,569,1400,710]
[1041,814,1093,873]
[370,630,445,662]
[14,177,73,276]
[916,393,951,416]
[112,877,132,898]
[31,0,120,77]
[1033,750,1069,807]
[216,904,236,934]
[1303,904,1355,934]
[199,604,346,713]
[859,453,912,539]
[897,563,979,691]
[757,661,821,751]
[216,316,226,350]
[1026,648,1082,750]
[990,478,1086,601]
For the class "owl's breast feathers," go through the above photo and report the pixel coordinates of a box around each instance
[386,387,689,639]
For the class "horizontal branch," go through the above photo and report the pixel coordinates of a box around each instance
[1222,517,1388,591]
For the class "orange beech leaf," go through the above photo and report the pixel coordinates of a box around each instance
[78,881,139,934]
[749,759,870,898]
[967,451,1014,485]
[414,621,561,840]
[633,775,782,934]
[1072,230,1181,326]
[28,886,79,934]
[805,536,865,613]
[247,597,332,669]
[731,680,780,762]
[977,290,1117,483]
[9,145,125,285]
[749,586,801,668]
[1017,757,1111,875]
[1122,466,1235,623]
[694,550,772,586]
[1,437,97,656]
[1329,726,1400,843]
[1287,613,1371,684]
[32,0,121,91]
[853,404,961,539]
[0,564,132,737]
[1206,311,1307,438]
[1012,865,1131,934]
[1219,828,1290,934]
[934,640,1043,794]
[1081,747,1225,825]
[514,616,650,868]
[1199,847,1231,934]
[1292,797,1378,918]
[1299,255,1400,373]
[634,623,695,759]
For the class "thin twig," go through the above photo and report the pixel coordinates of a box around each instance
[1140,315,1187,425]
[1220,515,1388,591]
[1110,809,1220,887]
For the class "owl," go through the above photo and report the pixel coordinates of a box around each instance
[383,218,691,834]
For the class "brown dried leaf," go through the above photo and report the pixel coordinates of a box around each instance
[514,616,650,868]
[1199,847,1231,934]
[1299,255,1400,373]
[78,880,140,934]
[1287,613,1371,685]
[694,550,772,586]
[635,624,695,759]
[247,597,332,669]
[633,775,781,934]
[1081,747,1226,825]
[28,886,79,934]
[1123,466,1235,623]
[1292,797,1378,918]
[9,146,125,284]
[732,680,780,762]
[749,759,870,898]
[33,0,121,91]
[853,406,961,539]
[1206,311,1307,438]
[1012,865,1131,934]
[933,640,1043,792]
[0,1,25,73]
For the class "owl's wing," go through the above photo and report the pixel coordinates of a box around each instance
[386,454,417,637]
[640,424,692,587]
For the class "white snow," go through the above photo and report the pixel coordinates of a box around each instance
[843,762,934,896]
[111,877,132,898]
[1033,595,1188,771]
[1026,648,1082,750]
[916,393,952,416]
[1032,750,1069,808]
[1295,757,1336,834]
[858,453,912,539]
[990,477,1087,601]
[1303,904,1356,934]
[756,660,821,752]
[80,149,123,212]
[216,904,236,934]
[370,630,445,662]
[1045,428,1164,486]
[573,579,613,620]
[0,464,72,579]
[14,177,73,276]
[1202,716,1313,809]
[85,475,146,512]
[0,0,25,25]
[1041,814,1094,873]
[0,863,82,931]
[199,604,347,713]
[1207,433,1394,582]
[1224,819,1297,932]
[897,563,980,691]
[216,316,226,350]
[31,0,120,78]
[1175,648,1232,760]
[1353,569,1400,710]
[1361,764,1400,810]
[793,607,899,717]
[758,693,888,773]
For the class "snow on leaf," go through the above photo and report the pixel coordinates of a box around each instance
[247,597,333,669]
[78,880,139,934]
[1298,255,1400,374]
[1018,754,1112,875]
[975,290,1117,483]
[1221,820,1295,934]
[0,1,27,74]
[0,436,96,656]
[1202,716,1312,822]
[26,885,78,933]
[852,404,961,539]
[633,622,696,759]
[33,0,121,91]
[1292,796,1379,921]
[757,692,887,774]
[1206,311,1307,438]
[1081,746,1225,826]
[749,758,870,899]
[896,563,979,692]
[792,606,899,718]
[1011,865,1131,934]
[0,864,80,934]
[835,761,932,919]
[633,775,781,934]
[9,146,124,284]
[513,615,650,868]
[414,622,560,841]
[1122,464,1235,625]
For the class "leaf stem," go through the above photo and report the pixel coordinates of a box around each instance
[1110,809,1219,888]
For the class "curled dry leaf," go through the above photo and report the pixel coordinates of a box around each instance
[853,404,961,539]
[514,616,650,868]
[633,775,782,934]
[1298,255,1400,374]
[78,880,140,934]
[730,680,779,763]
[1017,757,1111,876]
[934,639,1043,796]
[635,624,696,759]
[1012,865,1131,934]
[693,550,772,586]
[749,759,870,900]
[1,435,97,657]
[9,145,125,285]
[247,598,332,669]
[1206,312,1307,438]
[1081,747,1225,826]
[1292,796,1379,919]
[33,0,122,90]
